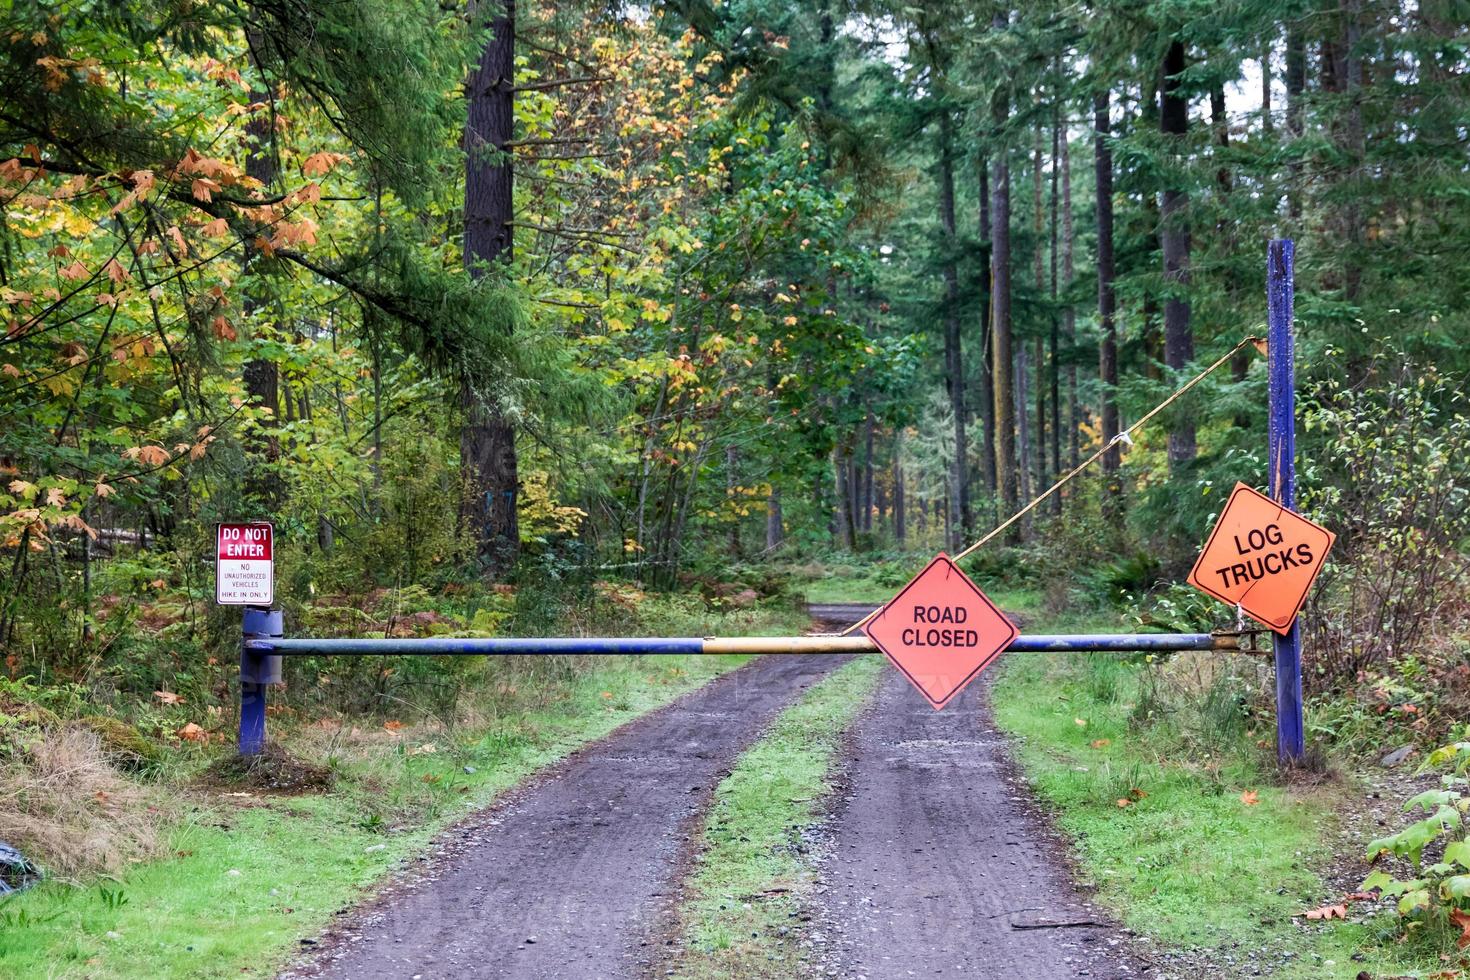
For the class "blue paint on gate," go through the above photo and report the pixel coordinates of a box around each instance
[242,634,1227,657]
[239,607,283,756]
[1267,239,1306,762]
[253,636,707,656]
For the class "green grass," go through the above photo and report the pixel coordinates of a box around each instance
[670,655,887,979]
[991,637,1439,978]
[795,555,1044,617]
[799,563,910,603]
[0,653,750,979]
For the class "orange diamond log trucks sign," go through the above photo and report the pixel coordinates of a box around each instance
[1187,482,1335,633]
[862,554,1019,709]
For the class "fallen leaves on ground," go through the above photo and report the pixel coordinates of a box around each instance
[178,722,208,742]
[1303,903,1347,920]
[1090,738,1111,749]
[1074,717,1088,727]
[1240,789,1260,806]
[406,743,437,756]
[154,690,185,705]
[1452,908,1470,949]
[1298,891,1378,921]
[1116,786,1147,809]
[383,720,403,732]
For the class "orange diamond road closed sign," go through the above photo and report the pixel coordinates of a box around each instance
[862,553,1018,709]
[1187,482,1335,633]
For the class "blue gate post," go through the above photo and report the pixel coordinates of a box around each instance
[1267,239,1306,762]
[240,607,283,755]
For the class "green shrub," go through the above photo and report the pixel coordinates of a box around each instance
[1363,739,1470,941]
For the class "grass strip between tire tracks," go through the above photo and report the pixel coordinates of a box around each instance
[669,654,886,979]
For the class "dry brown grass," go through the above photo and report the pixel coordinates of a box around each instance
[0,728,162,880]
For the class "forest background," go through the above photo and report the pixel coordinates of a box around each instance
[1,0,1470,967]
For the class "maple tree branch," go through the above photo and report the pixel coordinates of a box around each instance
[510,76,610,93]
[505,136,596,148]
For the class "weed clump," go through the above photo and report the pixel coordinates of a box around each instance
[200,743,336,795]
[0,728,161,880]
[70,715,164,772]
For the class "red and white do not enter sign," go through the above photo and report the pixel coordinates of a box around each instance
[216,522,274,606]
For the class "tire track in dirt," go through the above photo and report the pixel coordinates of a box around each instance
[811,669,1147,979]
[282,653,843,980]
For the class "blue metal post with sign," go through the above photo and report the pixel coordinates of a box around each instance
[240,607,283,756]
[1267,239,1306,762]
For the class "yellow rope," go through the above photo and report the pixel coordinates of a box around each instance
[839,334,1266,636]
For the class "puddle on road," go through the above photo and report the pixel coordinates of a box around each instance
[884,738,1001,770]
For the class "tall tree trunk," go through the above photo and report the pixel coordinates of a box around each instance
[1060,101,1078,472]
[861,411,875,532]
[1046,110,1058,514]
[1262,37,1274,134]
[1342,0,1365,303]
[937,110,970,550]
[1015,347,1031,507]
[892,432,906,545]
[990,63,1017,530]
[1321,39,1342,94]
[1031,122,1047,508]
[976,153,998,516]
[727,444,742,557]
[1094,91,1121,504]
[243,41,280,508]
[1048,97,1062,514]
[1285,27,1306,219]
[461,0,519,575]
[833,444,855,550]
[846,449,861,544]
[1213,84,1251,424]
[766,488,783,550]
[1211,85,1232,194]
[1160,39,1195,471]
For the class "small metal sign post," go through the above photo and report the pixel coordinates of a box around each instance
[216,522,278,755]
[1266,239,1306,762]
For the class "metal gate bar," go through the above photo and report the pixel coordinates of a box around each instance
[245,632,1239,657]
[237,606,1245,754]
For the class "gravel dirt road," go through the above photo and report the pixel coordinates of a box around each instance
[812,668,1146,979]
[284,609,1152,980]
[282,653,841,980]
